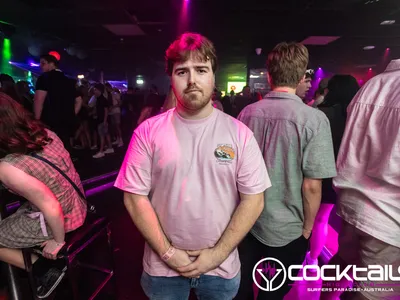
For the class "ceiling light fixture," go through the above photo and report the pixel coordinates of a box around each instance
[365,0,379,4]
[381,20,395,25]
[363,46,375,50]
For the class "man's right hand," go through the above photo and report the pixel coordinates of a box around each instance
[164,248,193,272]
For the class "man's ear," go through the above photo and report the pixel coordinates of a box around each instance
[300,75,306,83]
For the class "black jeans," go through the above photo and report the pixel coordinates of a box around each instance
[235,233,309,300]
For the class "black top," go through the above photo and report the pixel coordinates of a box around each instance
[318,104,346,159]
[318,103,347,202]
[36,70,78,130]
[96,95,110,124]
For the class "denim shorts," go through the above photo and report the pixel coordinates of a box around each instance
[97,123,108,137]
[140,271,241,300]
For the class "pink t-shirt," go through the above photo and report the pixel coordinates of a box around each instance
[115,108,271,279]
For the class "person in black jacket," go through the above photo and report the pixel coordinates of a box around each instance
[304,74,360,268]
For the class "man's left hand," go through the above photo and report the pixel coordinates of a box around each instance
[177,248,228,278]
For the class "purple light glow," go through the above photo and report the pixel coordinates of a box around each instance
[315,68,324,79]
[85,181,116,198]
[81,170,119,186]
[30,63,39,67]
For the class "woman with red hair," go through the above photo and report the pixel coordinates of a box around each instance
[0,93,86,298]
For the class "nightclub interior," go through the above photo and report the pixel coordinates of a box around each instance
[0,0,399,299]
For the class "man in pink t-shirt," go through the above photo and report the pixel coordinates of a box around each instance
[115,33,271,299]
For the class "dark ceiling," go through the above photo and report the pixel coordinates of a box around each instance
[1,0,400,80]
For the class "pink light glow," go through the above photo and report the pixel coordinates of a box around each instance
[383,48,390,61]
[178,0,190,33]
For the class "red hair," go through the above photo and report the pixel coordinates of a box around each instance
[0,93,52,158]
[165,32,218,76]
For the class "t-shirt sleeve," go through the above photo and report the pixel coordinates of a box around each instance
[237,133,271,195]
[114,124,152,195]
[302,117,337,179]
[35,75,49,91]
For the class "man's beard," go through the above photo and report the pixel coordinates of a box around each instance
[181,88,210,111]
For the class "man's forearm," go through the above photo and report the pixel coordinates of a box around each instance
[214,192,264,257]
[302,179,322,236]
[34,91,46,120]
[34,99,43,120]
[124,193,171,256]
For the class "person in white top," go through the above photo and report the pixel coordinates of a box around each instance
[321,59,400,300]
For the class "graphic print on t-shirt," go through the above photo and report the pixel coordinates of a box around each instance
[214,144,235,164]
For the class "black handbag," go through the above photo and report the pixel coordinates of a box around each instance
[29,153,96,214]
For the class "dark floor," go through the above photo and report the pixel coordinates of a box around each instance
[71,147,126,181]
[90,188,147,300]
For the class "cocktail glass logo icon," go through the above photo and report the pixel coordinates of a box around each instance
[252,258,287,292]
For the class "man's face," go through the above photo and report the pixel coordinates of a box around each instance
[40,59,52,73]
[243,87,251,97]
[93,88,101,97]
[296,77,312,99]
[171,55,215,112]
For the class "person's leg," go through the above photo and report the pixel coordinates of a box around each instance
[106,133,112,149]
[308,203,334,261]
[82,121,91,148]
[92,130,98,148]
[73,124,83,143]
[102,123,114,153]
[350,231,400,300]
[98,125,105,152]
[0,248,38,269]
[114,114,123,145]
[320,220,360,300]
[257,235,309,300]
[93,124,106,158]
[319,253,353,300]
[195,272,241,300]
[235,234,265,300]
[140,271,191,300]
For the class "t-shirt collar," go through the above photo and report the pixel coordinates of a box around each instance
[264,91,304,103]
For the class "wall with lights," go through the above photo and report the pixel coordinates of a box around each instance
[1,38,12,75]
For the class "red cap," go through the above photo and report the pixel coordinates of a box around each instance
[49,51,61,61]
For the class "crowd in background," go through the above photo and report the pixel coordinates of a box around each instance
[0,53,360,163]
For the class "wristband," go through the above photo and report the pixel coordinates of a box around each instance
[161,246,176,261]
[54,241,66,247]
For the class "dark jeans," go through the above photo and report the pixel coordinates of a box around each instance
[235,233,309,300]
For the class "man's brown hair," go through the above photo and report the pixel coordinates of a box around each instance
[266,42,309,89]
[165,32,217,76]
